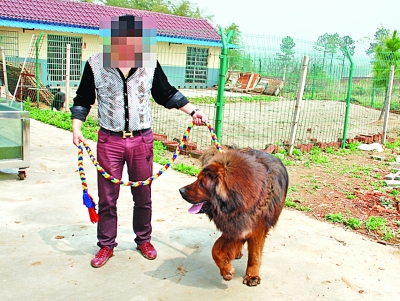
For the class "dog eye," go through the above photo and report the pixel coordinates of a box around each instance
[198,182,204,188]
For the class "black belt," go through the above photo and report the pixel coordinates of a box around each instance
[100,127,151,138]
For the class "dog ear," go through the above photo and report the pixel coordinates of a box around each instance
[202,163,223,181]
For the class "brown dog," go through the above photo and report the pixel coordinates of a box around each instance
[179,147,288,286]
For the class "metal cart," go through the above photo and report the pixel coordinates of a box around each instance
[0,98,30,180]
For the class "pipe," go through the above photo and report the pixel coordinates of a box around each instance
[341,46,354,148]
[215,28,234,142]
[382,65,395,144]
[65,43,71,111]
[35,31,44,108]
[288,56,309,155]
[0,46,10,99]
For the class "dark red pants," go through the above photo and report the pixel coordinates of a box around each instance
[96,129,154,249]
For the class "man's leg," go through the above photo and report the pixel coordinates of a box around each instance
[92,131,125,267]
[125,130,156,259]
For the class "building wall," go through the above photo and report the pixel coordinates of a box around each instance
[1,26,221,101]
[157,42,220,89]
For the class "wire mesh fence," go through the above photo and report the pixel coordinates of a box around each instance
[152,33,400,150]
[1,29,400,152]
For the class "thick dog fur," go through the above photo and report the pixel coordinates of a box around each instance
[179,147,288,286]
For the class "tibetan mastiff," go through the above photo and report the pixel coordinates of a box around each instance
[179,146,288,286]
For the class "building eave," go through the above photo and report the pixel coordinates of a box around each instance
[0,18,227,48]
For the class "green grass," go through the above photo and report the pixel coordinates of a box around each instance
[285,199,297,208]
[384,139,400,149]
[303,146,330,167]
[339,165,373,178]
[297,205,311,212]
[346,192,356,200]
[325,213,345,223]
[389,189,400,197]
[169,163,200,176]
[285,198,311,211]
[25,102,99,141]
[346,217,363,229]
[274,150,297,166]
[24,101,196,176]
[382,229,395,241]
[365,216,387,231]
[346,142,362,152]
[380,196,394,209]
[153,141,167,162]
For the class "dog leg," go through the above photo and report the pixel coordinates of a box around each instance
[242,229,267,286]
[235,239,245,259]
[212,235,243,281]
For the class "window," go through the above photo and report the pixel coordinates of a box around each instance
[185,47,208,84]
[0,30,18,62]
[47,34,82,81]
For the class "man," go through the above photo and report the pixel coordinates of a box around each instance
[71,15,207,268]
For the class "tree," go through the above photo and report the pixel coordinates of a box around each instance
[131,0,172,14]
[339,35,355,57]
[224,23,242,70]
[83,0,213,19]
[225,23,240,45]
[325,33,340,73]
[276,36,295,81]
[338,35,356,76]
[373,30,400,120]
[102,0,134,8]
[366,25,391,57]
[314,33,330,67]
[314,33,349,74]
[171,0,201,18]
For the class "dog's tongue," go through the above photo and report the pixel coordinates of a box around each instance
[188,203,204,214]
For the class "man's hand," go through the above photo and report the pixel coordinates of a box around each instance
[192,109,207,126]
[72,119,85,146]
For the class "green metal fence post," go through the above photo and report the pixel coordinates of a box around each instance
[341,46,354,148]
[215,29,233,141]
[35,31,44,108]
[311,64,316,100]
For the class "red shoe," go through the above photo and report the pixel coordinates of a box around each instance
[137,242,157,260]
[91,247,113,268]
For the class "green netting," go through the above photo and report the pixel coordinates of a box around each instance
[7,30,398,151]
[153,33,400,150]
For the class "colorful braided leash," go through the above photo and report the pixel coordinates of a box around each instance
[78,121,223,223]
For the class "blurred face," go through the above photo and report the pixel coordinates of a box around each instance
[99,15,157,68]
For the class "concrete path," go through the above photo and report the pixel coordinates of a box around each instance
[1,119,399,301]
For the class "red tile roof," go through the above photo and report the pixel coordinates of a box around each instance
[0,0,221,42]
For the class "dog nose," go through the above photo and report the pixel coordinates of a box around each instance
[179,187,185,196]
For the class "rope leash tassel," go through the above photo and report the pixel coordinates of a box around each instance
[77,121,223,223]
[78,145,99,223]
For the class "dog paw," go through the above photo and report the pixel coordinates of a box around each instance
[221,267,235,281]
[222,273,234,281]
[242,275,261,286]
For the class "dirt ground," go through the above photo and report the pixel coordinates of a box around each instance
[151,99,400,151]
[165,145,400,246]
